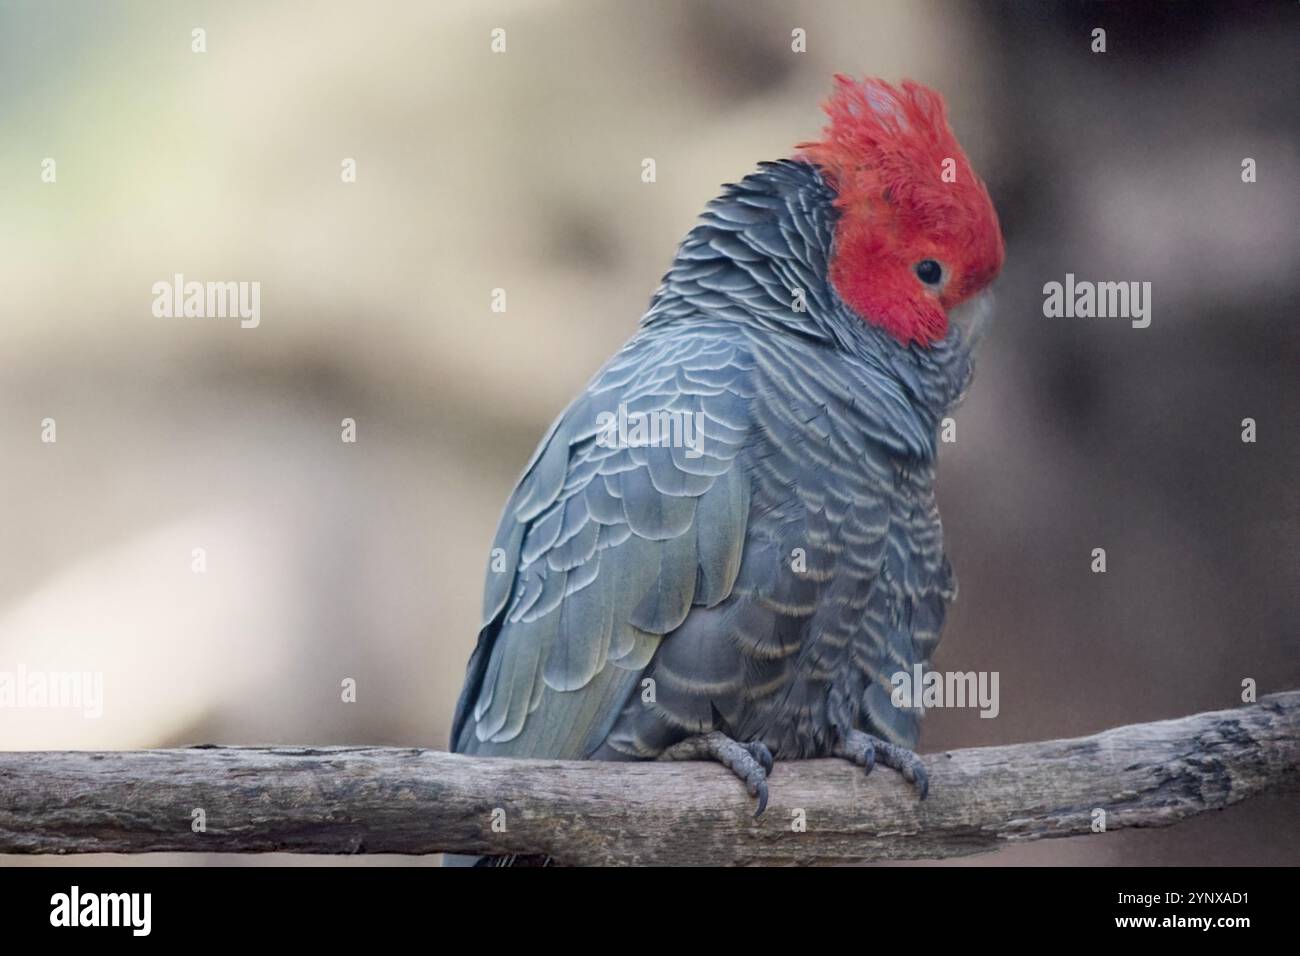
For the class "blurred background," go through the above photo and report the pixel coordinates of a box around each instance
[1,0,1296,865]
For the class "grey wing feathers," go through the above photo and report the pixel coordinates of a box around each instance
[450,327,754,758]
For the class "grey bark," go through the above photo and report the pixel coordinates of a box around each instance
[1,692,1295,865]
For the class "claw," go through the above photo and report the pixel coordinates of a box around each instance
[658,731,775,817]
[907,763,930,800]
[834,728,928,800]
[746,741,775,776]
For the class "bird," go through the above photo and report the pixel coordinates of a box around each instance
[448,76,1005,854]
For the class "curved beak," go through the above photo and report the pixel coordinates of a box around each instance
[949,288,995,351]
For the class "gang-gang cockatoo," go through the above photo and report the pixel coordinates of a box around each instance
[450,76,1005,832]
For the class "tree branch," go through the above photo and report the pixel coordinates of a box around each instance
[1,692,1295,864]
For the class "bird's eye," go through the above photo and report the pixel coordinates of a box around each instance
[915,259,943,286]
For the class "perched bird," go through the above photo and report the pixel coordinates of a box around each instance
[450,76,1004,831]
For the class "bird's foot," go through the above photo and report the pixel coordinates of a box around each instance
[833,728,929,800]
[657,731,773,817]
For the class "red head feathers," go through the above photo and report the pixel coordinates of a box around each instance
[798,76,1005,347]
